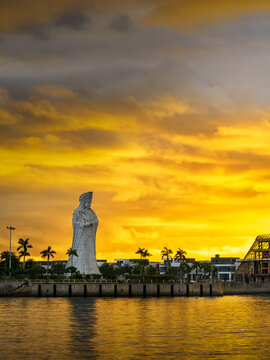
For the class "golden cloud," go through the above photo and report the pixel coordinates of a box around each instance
[0,86,270,261]
[143,0,270,31]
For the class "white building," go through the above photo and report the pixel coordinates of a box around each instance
[114,259,160,268]
[111,255,242,281]
[211,254,241,281]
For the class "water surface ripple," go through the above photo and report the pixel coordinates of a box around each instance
[1,296,270,359]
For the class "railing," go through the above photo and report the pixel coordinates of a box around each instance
[2,278,218,284]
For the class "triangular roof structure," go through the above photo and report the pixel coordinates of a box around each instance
[235,234,270,275]
[244,234,270,260]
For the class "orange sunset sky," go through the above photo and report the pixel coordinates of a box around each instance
[1,0,270,261]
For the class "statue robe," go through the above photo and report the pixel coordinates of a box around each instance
[67,206,100,274]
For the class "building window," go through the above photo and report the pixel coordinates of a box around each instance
[261,263,268,275]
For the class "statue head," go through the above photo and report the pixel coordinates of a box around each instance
[79,192,93,209]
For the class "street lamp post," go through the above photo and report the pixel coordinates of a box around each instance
[6,225,15,277]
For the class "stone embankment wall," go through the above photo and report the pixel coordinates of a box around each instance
[0,282,17,296]
[0,281,270,297]
[30,282,223,297]
[223,281,270,295]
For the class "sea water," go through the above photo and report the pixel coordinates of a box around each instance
[1,296,269,359]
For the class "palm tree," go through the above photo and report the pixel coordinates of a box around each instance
[180,262,191,280]
[1,251,10,269]
[0,251,19,273]
[17,238,33,269]
[192,261,200,282]
[66,248,78,267]
[141,249,152,276]
[200,262,212,281]
[40,246,56,272]
[211,264,218,281]
[136,247,146,259]
[174,248,187,263]
[142,249,152,259]
[161,247,173,271]
[135,248,152,275]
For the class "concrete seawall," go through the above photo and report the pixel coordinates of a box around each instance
[1,281,269,297]
[223,282,270,295]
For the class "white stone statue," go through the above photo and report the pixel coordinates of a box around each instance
[67,192,100,274]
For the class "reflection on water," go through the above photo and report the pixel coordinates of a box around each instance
[70,299,97,359]
[1,296,270,359]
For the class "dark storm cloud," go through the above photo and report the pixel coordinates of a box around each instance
[55,12,91,30]
[17,12,91,40]
[110,14,133,32]
[0,88,133,148]
[18,24,51,41]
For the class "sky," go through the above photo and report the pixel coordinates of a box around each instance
[1,0,270,261]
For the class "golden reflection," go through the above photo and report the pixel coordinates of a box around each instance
[1,297,270,359]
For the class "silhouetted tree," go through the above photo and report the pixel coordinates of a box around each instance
[200,262,213,281]
[180,262,191,280]
[0,251,19,272]
[174,248,187,263]
[136,247,146,259]
[17,238,33,269]
[50,263,66,276]
[146,265,156,276]
[66,248,78,267]
[161,247,173,270]
[99,263,117,280]
[120,264,133,275]
[192,261,200,281]
[40,246,56,272]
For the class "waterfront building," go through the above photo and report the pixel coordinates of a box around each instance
[235,234,270,280]
[114,259,141,266]
[114,259,161,268]
[160,255,241,281]
[211,254,240,281]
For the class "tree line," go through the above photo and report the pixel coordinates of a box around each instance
[98,246,218,281]
[0,238,81,279]
[136,246,218,279]
[0,239,218,282]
